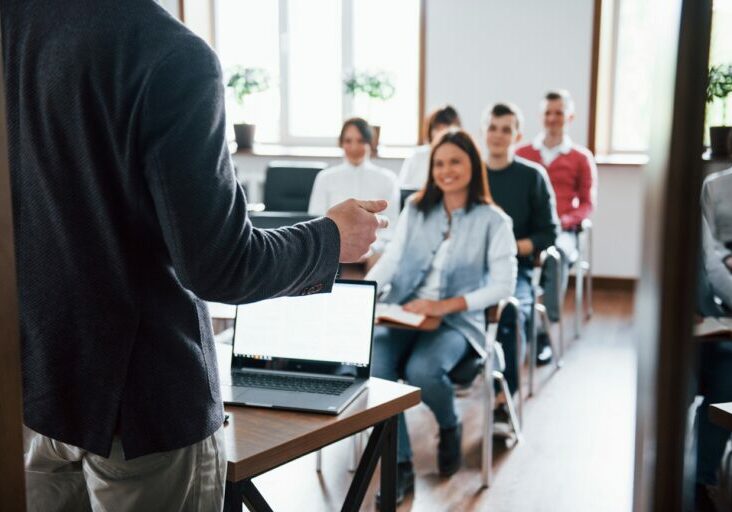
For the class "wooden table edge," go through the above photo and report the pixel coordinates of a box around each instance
[226,386,421,482]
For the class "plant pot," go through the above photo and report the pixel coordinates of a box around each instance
[370,125,381,155]
[709,126,732,157]
[234,123,256,151]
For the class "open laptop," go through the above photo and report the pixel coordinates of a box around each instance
[221,280,376,414]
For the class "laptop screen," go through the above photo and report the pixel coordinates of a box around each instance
[232,280,376,377]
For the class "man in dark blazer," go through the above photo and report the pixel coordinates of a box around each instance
[1,1,386,509]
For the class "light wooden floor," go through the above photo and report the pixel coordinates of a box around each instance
[246,289,636,511]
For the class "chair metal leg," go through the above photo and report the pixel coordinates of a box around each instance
[494,371,523,444]
[482,357,494,488]
[556,258,565,363]
[515,305,523,425]
[528,302,538,397]
[575,258,583,339]
[586,228,594,319]
[586,262,593,319]
[582,219,594,320]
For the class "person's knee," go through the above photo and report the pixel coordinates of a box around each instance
[404,361,446,393]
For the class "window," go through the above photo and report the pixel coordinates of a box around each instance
[595,0,732,155]
[594,0,655,155]
[214,0,421,147]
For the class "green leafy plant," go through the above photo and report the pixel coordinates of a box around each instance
[706,64,732,125]
[226,67,271,108]
[343,70,396,102]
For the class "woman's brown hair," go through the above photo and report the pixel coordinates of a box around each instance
[414,128,493,213]
[422,105,461,143]
[338,117,373,146]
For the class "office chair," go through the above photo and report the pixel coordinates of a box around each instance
[573,219,594,338]
[451,297,524,488]
[262,160,327,212]
[528,246,564,397]
[399,188,419,211]
[315,298,524,490]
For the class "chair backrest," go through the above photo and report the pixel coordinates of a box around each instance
[249,211,316,229]
[263,160,327,212]
[400,188,419,211]
[448,299,518,386]
[448,351,485,386]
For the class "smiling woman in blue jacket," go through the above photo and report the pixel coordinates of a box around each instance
[366,128,517,503]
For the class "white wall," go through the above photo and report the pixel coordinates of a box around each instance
[425,0,594,147]
[592,165,643,278]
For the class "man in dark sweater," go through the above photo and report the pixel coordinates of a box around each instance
[484,103,559,393]
[1,1,386,509]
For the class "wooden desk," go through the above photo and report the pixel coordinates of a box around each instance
[222,377,420,511]
[709,402,732,432]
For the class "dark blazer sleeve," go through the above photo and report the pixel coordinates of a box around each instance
[528,165,560,253]
[139,38,339,303]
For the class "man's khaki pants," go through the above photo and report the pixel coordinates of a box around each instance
[23,425,227,512]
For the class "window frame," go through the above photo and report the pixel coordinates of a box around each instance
[591,0,654,157]
[212,0,425,148]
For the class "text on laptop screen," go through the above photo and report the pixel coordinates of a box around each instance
[233,282,375,367]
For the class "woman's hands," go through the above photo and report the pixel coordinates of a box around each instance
[402,297,467,317]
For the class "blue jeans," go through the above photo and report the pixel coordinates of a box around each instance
[695,340,732,485]
[498,268,534,395]
[371,324,470,463]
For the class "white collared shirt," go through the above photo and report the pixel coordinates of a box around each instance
[397,144,431,189]
[308,158,400,250]
[532,133,572,167]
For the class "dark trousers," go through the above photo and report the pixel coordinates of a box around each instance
[498,268,534,395]
[695,340,732,485]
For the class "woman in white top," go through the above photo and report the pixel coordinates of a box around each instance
[398,105,462,189]
[308,118,399,257]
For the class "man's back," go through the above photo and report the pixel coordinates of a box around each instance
[2,0,340,458]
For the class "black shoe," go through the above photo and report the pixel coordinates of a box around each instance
[536,335,553,366]
[437,423,462,476]
[493,403,510,423]
[375,461,415,508]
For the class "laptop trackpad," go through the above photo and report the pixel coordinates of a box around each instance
[223,385,352,413]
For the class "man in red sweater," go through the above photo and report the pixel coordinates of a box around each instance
[516,90,597,355]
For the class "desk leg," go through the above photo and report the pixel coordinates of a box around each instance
[341,417,396,512]
[379,416,398,511]
[224,479,274,512]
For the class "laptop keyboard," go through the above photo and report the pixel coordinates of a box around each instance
[232,372,352,396]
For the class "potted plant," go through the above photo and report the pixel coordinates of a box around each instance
[343,70,396,153]
[226,67,271,150]
[706,63,732,157]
